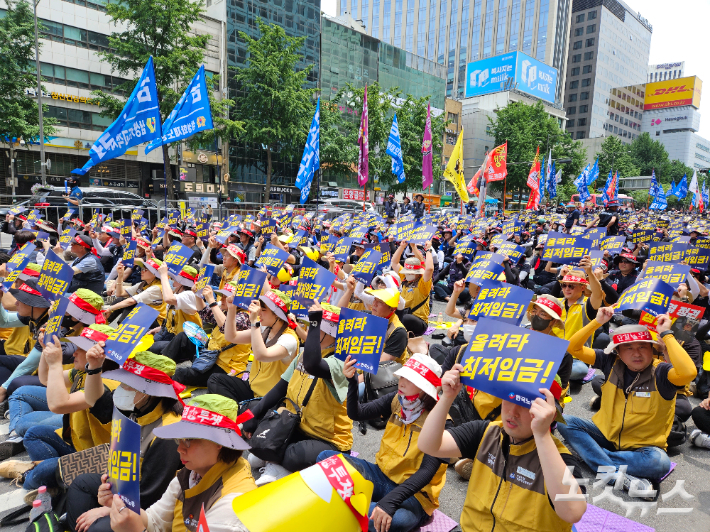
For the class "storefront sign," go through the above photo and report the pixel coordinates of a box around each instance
[343,188,371,201]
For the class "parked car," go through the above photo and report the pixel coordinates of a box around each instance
[317,198,376,216]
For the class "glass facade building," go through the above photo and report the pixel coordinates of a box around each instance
[338,0,573,102]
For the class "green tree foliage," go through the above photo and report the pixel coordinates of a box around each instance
[319,100,357,179]
[91,0,241,200]
[0,1,56,149]
[488,101,586,205]
[595,136,639,183]
[630,132,670,177]
[232,19,316,202]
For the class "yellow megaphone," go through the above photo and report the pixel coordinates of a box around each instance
[233,454,373,532]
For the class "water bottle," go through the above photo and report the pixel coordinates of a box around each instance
[437,312,443,324]
[29,500,42,521]
[37,486,52,514]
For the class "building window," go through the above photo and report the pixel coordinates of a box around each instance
[587,10,596,19]
[574,27,583,37]
[613,126,618,134]
[572,54,581,63]
[576,13,584,23]
[585,38,595,47]
[571,67,580,76]
[577,118,587,126]
[568,94,578,102]
[582,65,592,74]
[586,24,596,34]
[580,92,589,100]
[567,119,575,127]
[579,105,588,113]
[576,131,586,139]
[584,51,593,60]
[567,106,576,114]
[573,40,582,50]
[569,80,579,89]
[40,62,128,93]
[581,78,591,87]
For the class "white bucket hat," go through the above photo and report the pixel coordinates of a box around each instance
[532,295,563,321]
[604,324,664,354]
[393,353,442,400]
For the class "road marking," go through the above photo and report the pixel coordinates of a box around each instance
[0,425,9,436]
[0,488,27,512]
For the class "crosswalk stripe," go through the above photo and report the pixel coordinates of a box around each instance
[0,488,27,512]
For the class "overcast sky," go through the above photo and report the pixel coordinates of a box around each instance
[321,0,709,138]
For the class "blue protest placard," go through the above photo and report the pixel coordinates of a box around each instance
[671,235,692,244]
[333,237,355,262]
[395,220,417,241]
[628,229,657,245]
[694,238,710,250]
[648,242,688,263]
[468,282,533,325]
[279,285,307,318]
[615,278,673,317]
[104,304,159,365]
[44,296,70,344]
[601,236,626,253]
[194,264,215,295]
[408,225,437,245]
[231,266,267,310]
[372,242,392,269]
[214,225,238,245]
[319,234,338,255]
[168,210,180,226]
[120,218,132,239]
[583,227,607,249]
[36,249,73,302]
[8,206,26,216]
[289,230,309,249]
[453,239,479,259]
[334,307,388,375]
[163,242,194,276]
[61,208,77,220]
[587,250,606,270]
[349,225,369,240]
[196,218,210,242]
[56,227,76,251]
[260,219,278,238]
[685,246,710,271]
[465,257,505,286]
[541,231,593,265]
[472,251,505,266]
[255,244,289,276]
[108,407,141,513]
[350,249,382,285]
[120,240,138,268]
[1,243,35,291]
[294,257,337,306]
[459,317,568,408]
[640,261,690,289]
[495,242,525,263]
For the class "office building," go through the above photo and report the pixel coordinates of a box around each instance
[648,62,684,83]
[0,0,225,202]
[563,0,652,141]
[336,0,574,102]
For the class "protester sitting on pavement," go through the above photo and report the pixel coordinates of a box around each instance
[68,234,106,294]
[391,242,434,337]
[106,395,255,532]
[8,230,38,260]
[318,353,449,532]
[240,300,350,484]
[208,289,299,403]
[418,365,587,532]
[104,257,166,326]
[66,350,185,532]
[690,397,710,449]
[557,307,697,492]
[433,253,470,303]
[606,253,639,296]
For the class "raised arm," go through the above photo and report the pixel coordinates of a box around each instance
[418,365,467,458]
[656,314,698,386]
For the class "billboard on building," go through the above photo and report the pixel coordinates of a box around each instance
[644,76,702,110]
[464,51,558,104]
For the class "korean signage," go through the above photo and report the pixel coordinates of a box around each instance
[644,76,702,110]
[255,244,289,277]
[163,242,194,276]
[615,278,673,317]
[194,264,214,294]
[541,231,593,265]
[334,307,388,374]
[468,282,533,326]
[231,266,267,310]
[350,249,382,285]
[342,188,372,201]
[640,261,689,289]
[37,249,73,302]
[1,243,35,291]
[648,242,688,263]
[104,304,159,365]
[121,240,138,268]
[44,296,70,344]
[108,407,141,513]
[294,257,337,306]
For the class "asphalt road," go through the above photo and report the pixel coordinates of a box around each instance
[0,236,708,530]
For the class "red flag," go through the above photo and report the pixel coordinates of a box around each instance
[486,142,508,183]
[197,504,209,532]
[526,147,541,210]
[467,166,481,196]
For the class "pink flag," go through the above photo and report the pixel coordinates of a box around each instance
[422,102,433,190]
[357,86,369,187]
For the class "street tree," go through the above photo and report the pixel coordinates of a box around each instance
[92,0,241,200]
[630,132,670,178]
[595,135,640,184]
[232,18,316,203]
[319,99,357,181]
[0,0,56,188]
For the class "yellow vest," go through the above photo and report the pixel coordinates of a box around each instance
[400,275,432,323]
[209,322,251,375]
[0,327,13,341]
[593,358,675,450]
[387,314,408,364]
[62,371,120,451]
[472,390,502,421]
[560,296,588,341]
[218,266,239,293]
[165,302,202,335]
[4,325,32,356]
[461,421,573,532]
[172,458,256,532]
[285,347,352,451]
[249,326,300,397]
[375,396,447,515]
[140,278,167,325]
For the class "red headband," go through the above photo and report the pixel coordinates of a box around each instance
[178,269,197,281]
[69,293,107,324]
[181,404,254,436]
[80,326,109,343]
[403,357,441,388]
[404,262,424,271]
[20,267,40,277]
[18,283,42,296]
[612,330,653,345]
[123,358,187,400]
[322,309,340,323]
[535,297,562,319]
[561,274,588,285]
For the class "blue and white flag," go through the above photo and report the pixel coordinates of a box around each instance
[72,57,161,175]
[144,65,213,154]
[574,163,591,202]
[295,98,320,205]
[386,113,406,184]
[587,157,600,187]
[703,181,709,207]
[547,161,556,199]
[601,169,614,204]
[650,184,668,211]
[539,155,545,199]
[677,173,688,200]
[649,169,661,198]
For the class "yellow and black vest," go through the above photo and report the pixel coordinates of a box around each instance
[165,299,203,336]
[387,314,408,364]
[172,458,256,532]
[461,421,573,532]
[4,325,32,356]
[400,275,432,323]
[285,347,352,451]
[375,396,447,515]
[593,358,675,450]
[135,278,167,325]
[249,325,300,397]
[209,320,251,375]
[560,296,594,346]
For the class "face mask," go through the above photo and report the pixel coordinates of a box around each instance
[62,315,79,329]
[398,393,424,424]
[404,274,418,282]
[113,387,138,412]
[17,315,31,326]
[462,323,476,341]
[531,315,553,331]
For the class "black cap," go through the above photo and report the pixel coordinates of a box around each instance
[9,278,51,309]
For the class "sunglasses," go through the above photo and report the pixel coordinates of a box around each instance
[619,259,632,264]
[174,438,195,448]
[560,283,579,289]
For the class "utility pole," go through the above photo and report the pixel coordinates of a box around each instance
[32,0,47,185]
